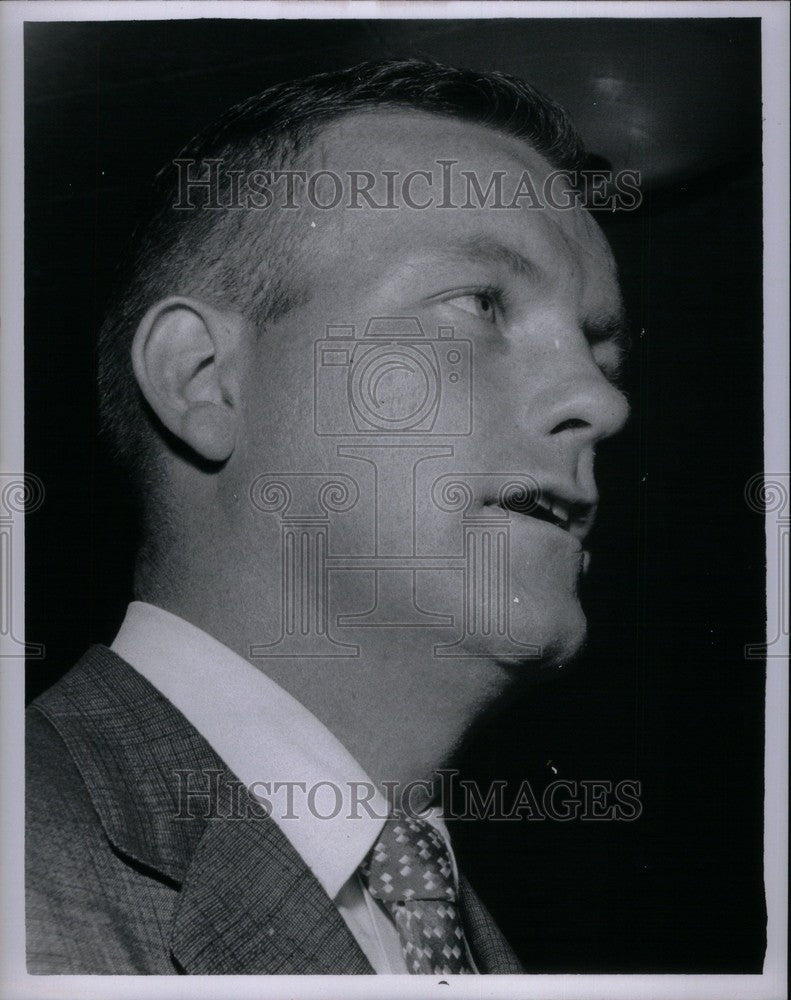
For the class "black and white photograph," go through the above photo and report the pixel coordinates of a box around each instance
[1,3,788,998]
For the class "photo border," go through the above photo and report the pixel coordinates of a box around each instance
[2,3,787,998]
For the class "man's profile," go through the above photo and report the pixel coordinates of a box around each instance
[25,59,629,975]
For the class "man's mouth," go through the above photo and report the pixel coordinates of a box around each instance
[497,486,597,543]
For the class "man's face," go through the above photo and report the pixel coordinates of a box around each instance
[229,111,629,671]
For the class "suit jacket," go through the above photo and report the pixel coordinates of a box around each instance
[26,645,524,975]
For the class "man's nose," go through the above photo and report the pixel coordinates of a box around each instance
[538,360,630,446]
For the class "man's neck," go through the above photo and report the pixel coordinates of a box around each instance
[136,571,514,809]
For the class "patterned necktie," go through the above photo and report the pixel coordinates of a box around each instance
[359,815,474,974]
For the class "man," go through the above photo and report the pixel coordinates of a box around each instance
[26,59,629,975]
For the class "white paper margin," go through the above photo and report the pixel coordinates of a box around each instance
[2,3,787,999]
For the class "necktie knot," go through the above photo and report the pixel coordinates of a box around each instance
[361,815,457,903]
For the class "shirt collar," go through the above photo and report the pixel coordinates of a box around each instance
[112,601,389,899]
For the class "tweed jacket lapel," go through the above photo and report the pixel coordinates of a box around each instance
[170,806,371,973]
[32,646,372,974]
[458,872,524,973]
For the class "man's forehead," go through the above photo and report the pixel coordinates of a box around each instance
[312,109,612,251]
[286,107,619,307]
[314,107,555,177]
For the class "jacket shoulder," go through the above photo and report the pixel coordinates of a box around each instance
[26,673,179,974]
[26,701,95,821]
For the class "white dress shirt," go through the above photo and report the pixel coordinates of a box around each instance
[112,601,471,974]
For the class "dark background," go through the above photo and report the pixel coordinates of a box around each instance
[25,18,765,972]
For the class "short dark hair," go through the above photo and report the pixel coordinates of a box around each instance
[97,57,585,493]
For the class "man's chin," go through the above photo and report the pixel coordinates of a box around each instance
[519,598,588,667]
[455,597,588,672]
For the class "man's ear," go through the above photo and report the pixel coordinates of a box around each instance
[131,296,245,463]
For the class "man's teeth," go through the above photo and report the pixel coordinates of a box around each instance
[498,491,576,530]
[533,495,570,528]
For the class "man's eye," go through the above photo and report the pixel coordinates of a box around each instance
[451,293,499,324]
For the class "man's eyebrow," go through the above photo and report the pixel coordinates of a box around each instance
[444,235,546,283]
[423,234,630,352]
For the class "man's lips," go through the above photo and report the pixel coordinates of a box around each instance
[490,483,598,544]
